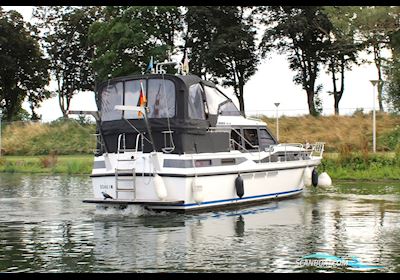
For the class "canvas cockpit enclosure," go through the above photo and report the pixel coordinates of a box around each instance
[96,74,240,154]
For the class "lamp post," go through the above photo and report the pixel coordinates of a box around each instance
[274,102,280,142]
[369,80,381,153]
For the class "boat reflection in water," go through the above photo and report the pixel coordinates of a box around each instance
[91,197,311,272]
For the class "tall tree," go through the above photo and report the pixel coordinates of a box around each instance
[352,6,400,112]
[322,6,361,115]
[182,6,215,80]
[384,28,400,113]
[89,6,182,83]
[33,6,101,118]
[259,6,332,116]
[0,8,50,121]
[183,6,259,116]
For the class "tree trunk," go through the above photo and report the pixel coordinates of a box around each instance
[373,44,384,112]
[306,89,317,116]
[58,94,68,118]
[238,79,245,118]
[5,86,18,122]
[330,61,339,115]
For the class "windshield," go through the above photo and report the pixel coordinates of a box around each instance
[100,78,176,121]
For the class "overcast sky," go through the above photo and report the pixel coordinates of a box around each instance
[2,6,386,122]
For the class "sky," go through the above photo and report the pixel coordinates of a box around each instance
[2,6,386,122]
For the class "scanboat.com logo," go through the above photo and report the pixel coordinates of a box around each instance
[298,252,384,270]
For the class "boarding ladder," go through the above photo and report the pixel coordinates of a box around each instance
[114,133,143,200]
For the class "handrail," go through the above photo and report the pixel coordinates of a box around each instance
[135,133,142,152]
[310,142,325,158]
[229,139,260,158]
[230,127,260,151]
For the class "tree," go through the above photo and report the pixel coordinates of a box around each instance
[33,6,101,118]
[181,6,215,80]
[352,6,400,112]
[183,6,259,116]
[322,6,361,115]
[384,29,400,113]
[89,6,182,83]
[0,8,50,121]
[259,6,332,116]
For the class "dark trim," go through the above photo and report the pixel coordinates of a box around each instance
[90,164,319,178]
[163,157,247,168]
[181,188,303,207]
[150,191,303,213]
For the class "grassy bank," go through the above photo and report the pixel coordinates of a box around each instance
[0,115,399,180]
[0,155,92,175]
[1,119,95,155]
[261,112,400,152]
[321,152,400,180]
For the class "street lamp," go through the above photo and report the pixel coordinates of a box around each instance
[369,80,382,153]
[274,102,280,142]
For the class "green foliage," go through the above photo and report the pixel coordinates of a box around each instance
[0,7,50,121]
[33,6,101,117]
[378,125,400,151]
[89,6,182,83]
[259,6,331,116]
[351,6,400,112]
[384,52,400,113]
[183,6,259,115]
[0,155,93,174]
[2,119,96,156]
[323,152,400,180]
[322,6,362,115]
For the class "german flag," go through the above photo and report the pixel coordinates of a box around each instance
[138,81,146,117]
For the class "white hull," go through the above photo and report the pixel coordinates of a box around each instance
[88,150,321,212]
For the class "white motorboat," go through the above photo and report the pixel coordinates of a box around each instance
[71,61,324,212]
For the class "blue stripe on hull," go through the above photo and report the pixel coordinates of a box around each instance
[154,188,303,209]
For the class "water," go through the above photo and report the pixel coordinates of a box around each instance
[0,173,399,272]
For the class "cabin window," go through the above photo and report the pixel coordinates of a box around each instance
[243,129,259,150]
[230,129,242,150]
[203,86,229,115]
[188,84,206,120]
[124,79,147,119]
[219,100,241,116]
[259,128,276,148]
[101,82,123,121]
[147,79,175,118]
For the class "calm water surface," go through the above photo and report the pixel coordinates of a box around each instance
[0,173,399,272]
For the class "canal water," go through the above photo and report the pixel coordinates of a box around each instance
[0,173,399,272]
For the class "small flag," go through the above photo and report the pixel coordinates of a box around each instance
[138,81,147,117]
[183,52,189,74]
[146,56,154,73]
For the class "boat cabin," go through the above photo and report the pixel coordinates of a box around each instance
[95,73,277,155]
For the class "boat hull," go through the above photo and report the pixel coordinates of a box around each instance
[89,160,316,212]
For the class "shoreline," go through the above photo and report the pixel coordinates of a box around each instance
[0,154,399,181]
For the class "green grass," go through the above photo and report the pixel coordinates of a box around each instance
[2,119,96,156]
[321,152,400,180]
[0,117,398,179]
[0,155,93,175]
